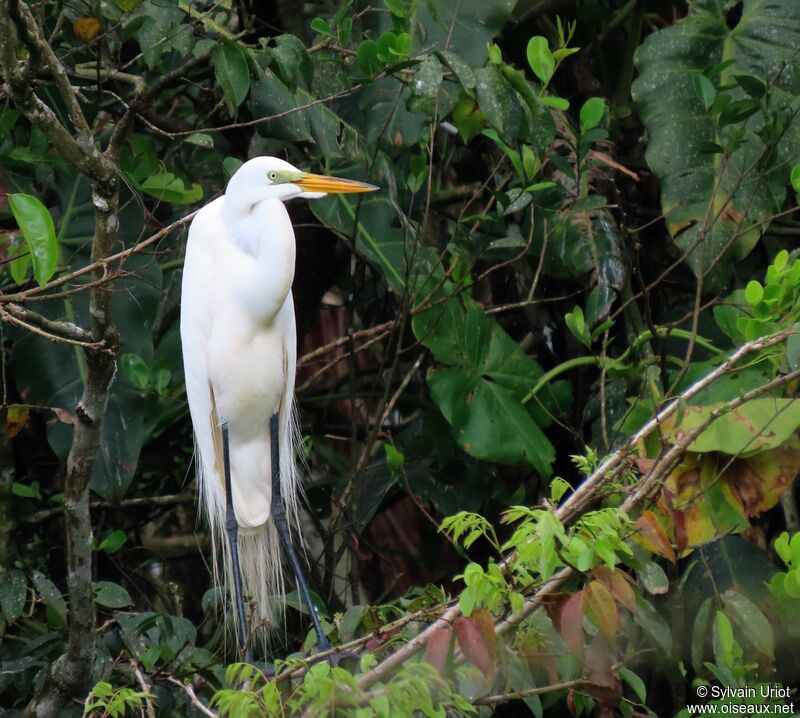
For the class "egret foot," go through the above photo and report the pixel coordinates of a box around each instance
[269,414,332,652]
[222,423,252,663]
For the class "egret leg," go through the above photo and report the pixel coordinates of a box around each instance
[222,423,252,661]
[270,414,332,652]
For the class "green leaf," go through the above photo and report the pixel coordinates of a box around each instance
[791,165,800,193]
[185,132,213,148]
[579,97,606,131]
[475,65,521,143]
[212,41,250,115]
[690,74,716,110]
[7,193,58,288]
[774,532,791,565]
[384,443,404,473]
[713,610,735,664]
[310,17,331,35]
[722,590,774,659]
[140,172,203,205]
[94,581,133,609]
[539,95,569,110]
[31,571,67,622]
[384,0,407,18]
[565,306,590,348]
[413,300,570,477]
[121,353,149,390]
[634,595,672,655]
[12,481,40,498]
[691,596,713,672]
[661,398,800,456]
[639,561,669,595]
[734,74,766,99]
[619,667,646,704]
[8,234,30,285]
[744,279,764,304]
[223,157,243,177]
[98,529,128,554]
[114,0,140,11]
[632,0,800,287]
[356,40,382,76]
[526,36,555,85]
[0,570,27,623]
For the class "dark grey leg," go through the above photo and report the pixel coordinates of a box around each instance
[270,413,332,652]
[222,423,252,661]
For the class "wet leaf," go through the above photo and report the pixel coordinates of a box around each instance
[94,581,133,609]
[0,570,27,623]
[31,571,67,622]
[722,590,774,659]
[639,561,669,595]
[212,41,250,115]
[7,193,58,288]
[632,0,800,286]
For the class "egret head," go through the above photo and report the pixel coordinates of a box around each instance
[226,156,378,205]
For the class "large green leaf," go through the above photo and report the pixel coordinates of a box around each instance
[212,41,251,115]
[632,0,800,287]
[413,299,570,477]
[661,398,800,456]
[411,0,516,67]
[7,193,58,288]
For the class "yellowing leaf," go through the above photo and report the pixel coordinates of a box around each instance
[635,510,676,563]
[73,17,101,41]
[661,398,800,457]
[5,404,28,438]
[585,581,618,638]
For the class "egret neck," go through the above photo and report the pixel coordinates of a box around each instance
[221,189,297,327]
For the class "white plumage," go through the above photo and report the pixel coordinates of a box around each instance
[180,156,376,645]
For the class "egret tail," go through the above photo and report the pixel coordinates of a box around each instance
[196,396,302,651]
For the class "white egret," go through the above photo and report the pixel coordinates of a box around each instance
[180,156,377,654]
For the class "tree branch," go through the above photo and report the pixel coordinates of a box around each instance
[0,4,129,716]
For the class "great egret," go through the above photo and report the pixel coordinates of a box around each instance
[180,156,377,654]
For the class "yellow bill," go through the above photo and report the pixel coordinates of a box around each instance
[297,173,378,194]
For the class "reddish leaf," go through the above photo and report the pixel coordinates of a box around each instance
[454,610,496,678]
[5,404,29,438]
[635,510,676,563]
[663,487,689,554]
[540,592,571,626]
[584,635,623,712]
[560,590,585,657]
[425,626,453,676]
[585,581,618,638]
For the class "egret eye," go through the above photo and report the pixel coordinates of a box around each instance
[268,171,278,182]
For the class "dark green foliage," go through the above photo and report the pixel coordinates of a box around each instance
[0,0,799,715]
